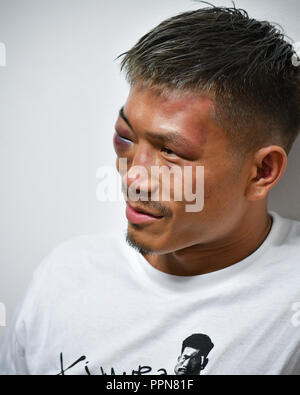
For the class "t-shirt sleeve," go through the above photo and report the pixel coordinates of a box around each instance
[0,305,28,375]
[0,254,52,375]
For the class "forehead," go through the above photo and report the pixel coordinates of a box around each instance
[123,85,226,149]
[182,346,200,357]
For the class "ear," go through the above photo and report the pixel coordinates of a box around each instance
[245,145,287,201]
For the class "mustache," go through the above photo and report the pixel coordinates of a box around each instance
[122,183,172,218]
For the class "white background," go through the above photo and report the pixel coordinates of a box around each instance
[1,0,300,339]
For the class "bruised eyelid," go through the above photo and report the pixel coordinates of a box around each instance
[115,123,197,159]
[115,124,133,140]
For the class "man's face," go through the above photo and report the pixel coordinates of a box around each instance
[114,84,248,255]
[174,346,205,375]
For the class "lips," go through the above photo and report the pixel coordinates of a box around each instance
[125,202,164,224]
[128,203,163,218]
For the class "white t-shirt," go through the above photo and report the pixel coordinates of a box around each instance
[1,210,300,375]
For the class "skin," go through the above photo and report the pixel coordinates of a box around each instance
[113,83,287,276]
[174,347,206,375]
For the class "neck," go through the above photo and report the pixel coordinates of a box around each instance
[143,206,273,276]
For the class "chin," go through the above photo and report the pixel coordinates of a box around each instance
[125,223,183,255]
[125,228,160,255]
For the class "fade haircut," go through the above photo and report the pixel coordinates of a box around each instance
[181,333,214,357]
[117,5,300,158]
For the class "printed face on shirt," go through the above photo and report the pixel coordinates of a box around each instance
[114,84,247,255]
[174,346,207,375]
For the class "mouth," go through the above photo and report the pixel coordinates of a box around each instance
[125,202,164,224]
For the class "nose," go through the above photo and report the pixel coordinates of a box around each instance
[182,358,189,368]
[123,145,159,200]
[125,166,148,190]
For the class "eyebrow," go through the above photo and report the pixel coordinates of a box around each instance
[118,106,192,147]
[119,107,133,130]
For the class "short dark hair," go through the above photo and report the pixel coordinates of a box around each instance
[181,333,214,357]
[117,5,300,157]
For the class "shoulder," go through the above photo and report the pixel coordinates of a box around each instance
[13,231,129,323]
[269,210,300,246]
[0,231,129,362]
[283,215,300,242]
[267,211,300,287]
[17,231,129,310]
[36,231,128,280]
[48,231,125,260]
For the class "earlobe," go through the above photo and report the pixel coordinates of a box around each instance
[245,145,287,201]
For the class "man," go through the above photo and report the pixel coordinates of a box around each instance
[174,334,214,375]
[1,5,300,375]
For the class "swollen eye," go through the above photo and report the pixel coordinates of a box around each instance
[114,132,132,145]
[161,147,176,155]
[119,135,132,143]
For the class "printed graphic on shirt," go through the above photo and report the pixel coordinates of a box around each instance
[57,332,214,375]
[174,333,214,375]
